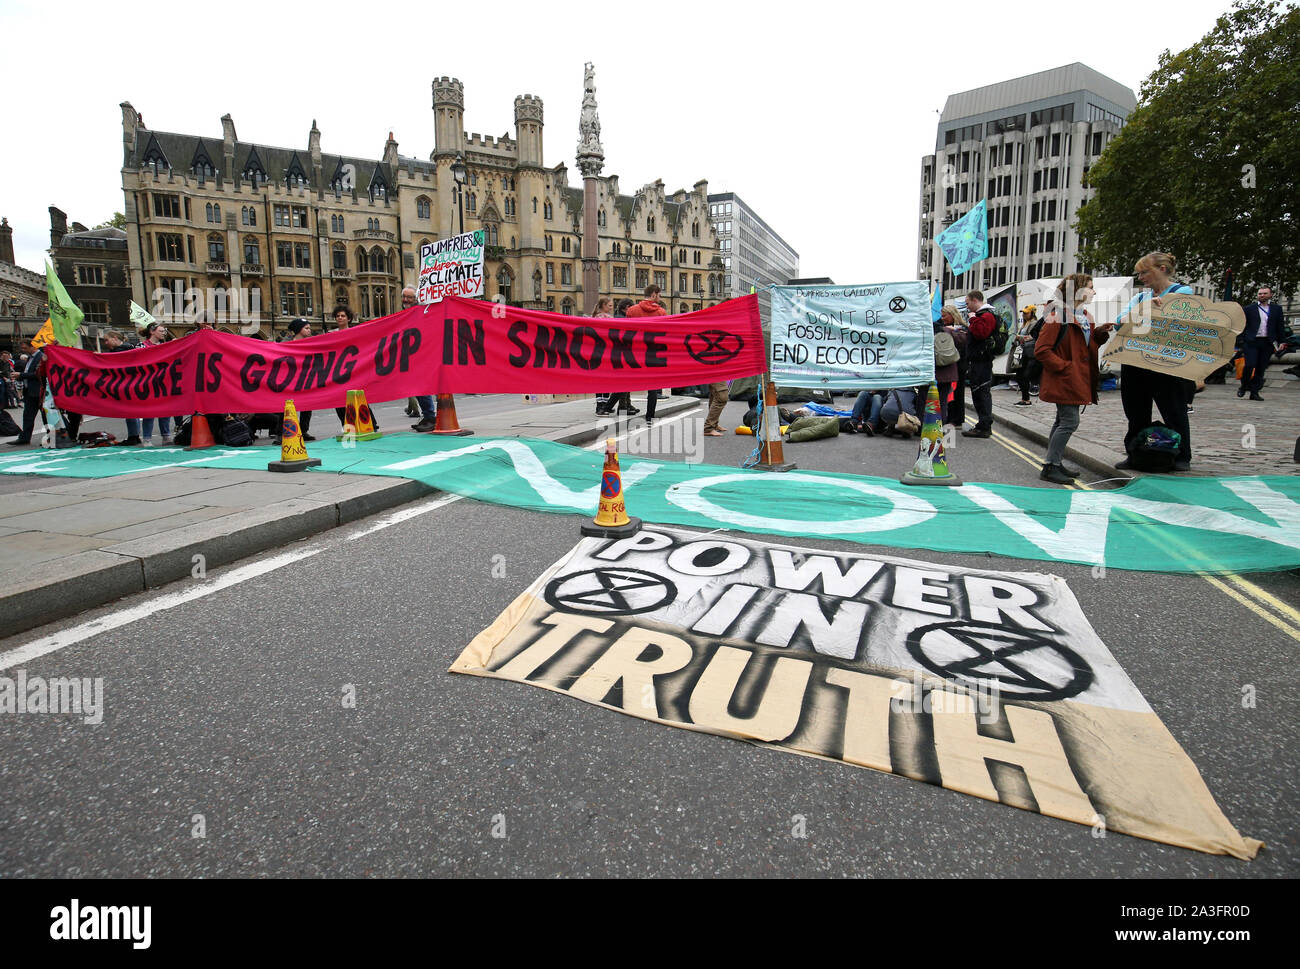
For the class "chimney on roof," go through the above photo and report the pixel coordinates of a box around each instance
[221,113,237,180]
[0,217,14,265]
[383,131,399,169]
[49,207,68,250]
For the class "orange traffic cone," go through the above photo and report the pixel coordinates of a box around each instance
[335,389,382,442]
[431,393,473,436]
[754,376,796,472]
[580,438,642,538]
[269,399,322,473]
[185,414,216,451]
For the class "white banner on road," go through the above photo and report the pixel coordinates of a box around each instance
[770,282,935,389]
[453,527,1262,859]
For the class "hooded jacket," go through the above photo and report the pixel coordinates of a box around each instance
[1035,304,1109,406]
[624,299,668,318]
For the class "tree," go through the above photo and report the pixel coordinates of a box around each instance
[94,212,126,230]
[1077,0,1299,299]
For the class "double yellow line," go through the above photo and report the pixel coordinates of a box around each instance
[966,419,1300,644]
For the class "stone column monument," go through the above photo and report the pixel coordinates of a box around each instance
[576,63,604,315]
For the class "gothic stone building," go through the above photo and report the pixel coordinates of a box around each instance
[120,81,723,336]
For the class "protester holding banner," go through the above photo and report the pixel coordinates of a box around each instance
[1116,252,1194,472]
[103,329,143,446]
[137,323,173,446]
[399,287,438,431]
[960,291,998,438]
[1034,275,1112,484]
[625,285,668,421]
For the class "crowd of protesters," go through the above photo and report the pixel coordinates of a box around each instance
[3,262,1294,483]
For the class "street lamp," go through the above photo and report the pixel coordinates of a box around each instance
[450,153,467,235]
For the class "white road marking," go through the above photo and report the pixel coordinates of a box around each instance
[583,405,701,451]
[0,491,467,668]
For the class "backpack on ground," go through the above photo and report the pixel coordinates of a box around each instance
[220,418,251,447]
[934,331,960,367]
[1130,422,1182,472]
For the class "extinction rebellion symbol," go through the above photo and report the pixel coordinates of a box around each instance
[889,297,908,313]
[544,568,677,617]
[905,621,1095,701]
[685,329,743,366]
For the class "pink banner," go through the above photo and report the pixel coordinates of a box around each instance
[44,295,764,418]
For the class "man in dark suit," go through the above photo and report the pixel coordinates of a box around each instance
[1238,285,1285,401]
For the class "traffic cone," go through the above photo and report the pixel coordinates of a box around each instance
[901,383,961,486]
[430,393,473,436]
[269,399,322,473]
[753,376,796,472]
[185,414,216,451]
[580,438,642,538]
[335,389,383,442]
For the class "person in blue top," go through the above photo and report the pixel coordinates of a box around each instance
[1115,251,1195,472]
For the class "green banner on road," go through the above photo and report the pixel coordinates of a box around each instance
[2,436,1297,575]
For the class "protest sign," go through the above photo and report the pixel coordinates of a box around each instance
[418,230,485,304]
[1101,293,1246,381]
[770,282,934,389]
[453,526,1261,858]
[43,295,764,417]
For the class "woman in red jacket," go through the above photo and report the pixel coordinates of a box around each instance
[1034,274,1112,484]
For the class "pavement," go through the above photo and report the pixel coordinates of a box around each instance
[0,393,702,636]
[989,366,1300,478]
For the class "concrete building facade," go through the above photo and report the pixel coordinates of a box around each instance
[49,207,132,334]
[707,192,799,325]
[918,63,1156,295]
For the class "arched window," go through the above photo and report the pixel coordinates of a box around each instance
[692,221,699,238]
[680,304,688,314]
[709,276,718,297]
[469,193,477,213]
[597,209,606,227]
[248,207,256,227]
[207,232,225,262]
[612,242,621,256]
[332,243,346,271]
[497,267,513,303]
[647,216,655,233]
[416,196,431,219]
[241,207,249,225]
[386,248,396,275]
[544,199,552,220]
[561,298,574,316]
[532,197,538,213]
[356,247,367,273]
[243,236,260,265]
[213,203,221,223]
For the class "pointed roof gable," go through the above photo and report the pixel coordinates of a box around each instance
[190,139,216,173]
[241,146,266,180]
[283,152,308,184]
[141,132,170,169]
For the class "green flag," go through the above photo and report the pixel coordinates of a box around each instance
[46,260,84,347]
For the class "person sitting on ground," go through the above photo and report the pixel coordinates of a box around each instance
[850,389,888,434]
[878,386,926,437]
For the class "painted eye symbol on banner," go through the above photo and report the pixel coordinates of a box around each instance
[685,330,743,365]
[905,622,1094,702]
[889,297,908,314]
[544,568,677,617]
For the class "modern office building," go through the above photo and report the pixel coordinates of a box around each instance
[918,63,1149,295]
[707,192,799,324]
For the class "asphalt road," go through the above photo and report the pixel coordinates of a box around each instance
[1,395,1296,878]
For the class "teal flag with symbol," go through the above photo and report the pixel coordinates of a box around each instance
[935,200,988,277]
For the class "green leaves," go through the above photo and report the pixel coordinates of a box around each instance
[1077,0,1299,299]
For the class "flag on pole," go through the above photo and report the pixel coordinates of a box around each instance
[31,318,55,349]
[129,300,156,330]
[935,200,989,278]
[931,285,942,322]
[45,260,84,347]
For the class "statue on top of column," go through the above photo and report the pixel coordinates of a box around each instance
[577,62,604,173]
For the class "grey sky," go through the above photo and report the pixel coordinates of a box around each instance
[1,0,1234,287]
